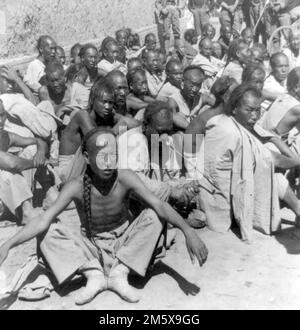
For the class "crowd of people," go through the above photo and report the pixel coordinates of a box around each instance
[0,0,300,306]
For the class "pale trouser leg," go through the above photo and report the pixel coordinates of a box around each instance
[276,173,289,201]
[39,223,101,285]
[0,171,33,215]
[114,209,165,277]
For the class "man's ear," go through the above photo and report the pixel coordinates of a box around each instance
[38,47,44,56]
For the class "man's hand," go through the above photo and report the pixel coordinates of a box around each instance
[1,66,20,83]
[33,151,47,168]
[184,229,208,267]
[0,244,9,267]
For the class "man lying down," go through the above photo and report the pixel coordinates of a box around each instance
[0,128,208,306]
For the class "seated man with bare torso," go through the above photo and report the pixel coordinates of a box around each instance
[0,128,208,305]
[58,77,139,183]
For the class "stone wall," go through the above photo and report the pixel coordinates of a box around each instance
[0,0,157,61]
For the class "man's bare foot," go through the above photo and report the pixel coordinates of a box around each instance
[108,263,140,303]
[75,274,107,306]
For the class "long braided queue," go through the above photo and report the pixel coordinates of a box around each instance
[83,166,93,240]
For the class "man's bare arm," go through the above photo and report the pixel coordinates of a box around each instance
[271,152,300,170]
[0,151,35,172]
[75,111,97,136]
[262,89,283,102]
[2,66,38,106]
[126,95,149,111]
[0,180,81,267]
[269,136,298,159]
[120,170,208,266]
[9,133,49,167]
[168,98,190,130]
[38,85,50,102]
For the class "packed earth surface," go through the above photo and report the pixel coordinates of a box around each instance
[1,208,300,310]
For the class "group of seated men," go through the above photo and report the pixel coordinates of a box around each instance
[0,18,300,305]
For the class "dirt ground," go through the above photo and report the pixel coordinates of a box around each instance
[0,207,300,311]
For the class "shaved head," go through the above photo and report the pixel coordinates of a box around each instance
[37,35,56,49]
[270,52,289,69]
[37,35,57,62]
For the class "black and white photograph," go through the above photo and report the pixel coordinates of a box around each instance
[0,0,300,312]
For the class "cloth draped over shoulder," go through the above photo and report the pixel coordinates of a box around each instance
[199,115,281,242]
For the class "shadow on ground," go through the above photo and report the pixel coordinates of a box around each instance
[129,261,200,296]
[276,225,300,255]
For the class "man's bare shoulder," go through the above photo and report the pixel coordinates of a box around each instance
[67,110,93,130]
[73,110,92,122]
[62,177,84,199]
[118,169,141,187]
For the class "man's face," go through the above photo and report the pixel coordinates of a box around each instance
[145,36,157,51]
[243,30,254,46]
[0,103,7,129]
[151,109,173,136]
[249,70,266,91]
[182,70,204,99]
[273,55,290,83]
[131,72,148,96]
[105,43,120,63]
[41,38,57,63]
[116,31,128,48]
[234,92,262,131]
[290,35,300,51]
[145,52,160,73]
[223,26,232,41]
[56,48,66,66]
[167,63,184,89]
[94,92,115,122]
[251,49,264,65]
[271,0,285,12]
[47,69,66,94]
[82,48,98,70]
[213,42,223,59]
[110,75,129,106]
[88,133,118,180]
[203,26,215,40]
[200,39,213,58]
[237,44,252,66]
